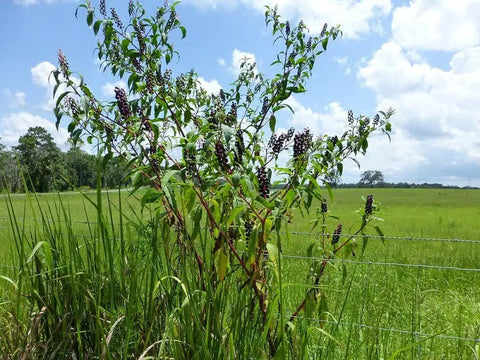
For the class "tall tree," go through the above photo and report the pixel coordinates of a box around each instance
[14,126,63,192]
[64,146,96,189]
[359,170,385,187]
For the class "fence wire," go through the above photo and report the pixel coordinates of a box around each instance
[287,315,480,343]
[1,223,479,345]
[282,254,480,273]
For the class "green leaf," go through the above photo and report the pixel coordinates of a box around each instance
[179,26,187,38]
[361,234,369,255]
[256,196,274,210]
[0,276,17,290]
[226,205,246,227]
[141,188,162,208]
[87,8,94,26]
[317,291,329,327]
[214,247,229,281]
[93,20,102,36]
[374,226,386,244]
[184,186,196,213]
[269,114,276,132]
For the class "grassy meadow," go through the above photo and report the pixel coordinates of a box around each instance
[0,188,479,358]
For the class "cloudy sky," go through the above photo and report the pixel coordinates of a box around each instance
[1,0,480,186]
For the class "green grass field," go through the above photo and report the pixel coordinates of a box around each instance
[1,188,479,358]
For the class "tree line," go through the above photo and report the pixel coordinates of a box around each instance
[0,126,130,193]
[335,170,475,189]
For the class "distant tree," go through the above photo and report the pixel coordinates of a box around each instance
[64,146,96,189]
[359,170,384,187]
[102,156,130,188]
[14,126,63,192]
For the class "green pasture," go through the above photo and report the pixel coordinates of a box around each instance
[1,188,479,358]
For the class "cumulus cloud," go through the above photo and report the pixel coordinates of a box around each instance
[282,96,402,182]
[0,112,70,150]
[198,77,222,95]
[101,80,127,98]
[3,89,27,108]
[229,48,257,76]
[358,41,480,183]
[391,0,480,52]
[14,0,37,5]
[182,0,392,38]
[31,61,79,111]
[14,0,78,4]
[31,61,59,111]
[286,97,348,135]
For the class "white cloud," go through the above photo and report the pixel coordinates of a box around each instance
[3,89,27,108]
[277,96,402,183]
[218,58,226,67]
[31,61,58,111]
[286,97,347,135]
[198,77,222,95]
[31,61,79,111]
[31,61,56,88]
[391,0,480,51]
[357,42,480,182]
[101,80,127,98]
[182,0,392,38]
[0,112,70,150]
[14,0,79,4]
[13,92,27,108]
[230,48,257,76]
[14,0,37,5]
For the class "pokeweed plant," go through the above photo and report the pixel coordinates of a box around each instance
[53,0,393,357]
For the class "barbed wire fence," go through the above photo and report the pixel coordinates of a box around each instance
[1,220,479,346]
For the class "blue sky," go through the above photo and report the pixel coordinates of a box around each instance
[1,0,480,186]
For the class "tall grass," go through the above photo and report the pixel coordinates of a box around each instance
[1,188,479,358]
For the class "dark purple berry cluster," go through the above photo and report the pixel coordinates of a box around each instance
[261,97,269,115]
[163,69,172,84]
[215,141,229,171]
[132,57,142,72]
[306,37,312,51]
[373,114,380,126]
[331,224,342,245]
[348,110,354,125]
[234,129,245,164]
[64,97,78,117]
[245,221,252,248]
[329,136,338,146]
[99,0,106,17]
[257,166,269,199]
[114,87,132,120]
[321,200,328,213]
[285,21,290,36]
[320,23,328,37]
[365,194,373,215]
[293,129,312,159]
[269,129,294,155]
[110,8,123,30]
[166,10,177,29]
[219,89,226,102]
[156,68,164,87]
[288,51,296,67]
[58,50,69,80]
[176,74,186,90]
[146,71,155,93]
[183,148,196,175]
[133,21,146,54]
[227,102,237,124]
[128,0,134,17]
